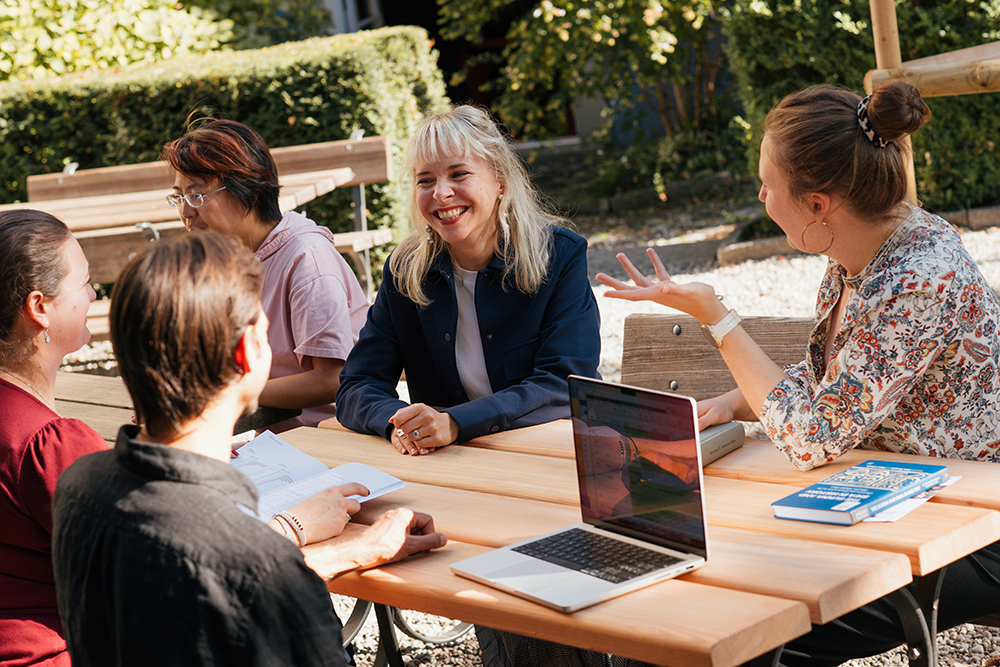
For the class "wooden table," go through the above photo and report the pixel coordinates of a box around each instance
[49,377,1000,666]
[290,421,1000,667]
[1,166,392,299]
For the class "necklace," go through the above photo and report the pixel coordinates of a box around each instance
[0,366,58,414]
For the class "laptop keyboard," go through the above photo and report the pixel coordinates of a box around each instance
[512,528,681,584]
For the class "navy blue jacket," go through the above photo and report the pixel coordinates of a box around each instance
[336,226,601,442]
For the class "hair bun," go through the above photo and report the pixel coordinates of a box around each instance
[867,79,931,143]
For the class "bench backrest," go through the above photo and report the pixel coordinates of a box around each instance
[620,313,815,400]
[27,136,393,201]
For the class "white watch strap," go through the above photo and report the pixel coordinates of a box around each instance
[707,309,742,345]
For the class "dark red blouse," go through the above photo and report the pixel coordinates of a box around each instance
[0,378,107,666]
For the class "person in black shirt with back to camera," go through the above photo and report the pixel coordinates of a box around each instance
[51,232,446,666]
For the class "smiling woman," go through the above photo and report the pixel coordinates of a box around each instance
[0,210,107,666]
[160,120,369,430]
[336,105,601,455]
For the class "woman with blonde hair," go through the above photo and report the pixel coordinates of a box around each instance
[337,105,600,454]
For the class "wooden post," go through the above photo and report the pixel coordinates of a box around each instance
[868,0,917,203]
[865,59,1000,98]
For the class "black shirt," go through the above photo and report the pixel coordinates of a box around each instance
[52,425,348,667]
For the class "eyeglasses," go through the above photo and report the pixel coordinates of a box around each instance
[166,186,227,209]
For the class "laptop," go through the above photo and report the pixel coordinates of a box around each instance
[450,375,709,613]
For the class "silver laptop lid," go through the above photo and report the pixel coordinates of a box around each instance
[568,376,708,558]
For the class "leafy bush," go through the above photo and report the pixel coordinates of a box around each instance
[187,0,333,49]
[0,26,449,253]
[594,119,748,197]
[0,0,234,81]
[438,0,737,143]
[724,0,1000,212]
[0,1,334,84]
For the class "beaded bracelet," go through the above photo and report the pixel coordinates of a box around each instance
[276,511,306,547]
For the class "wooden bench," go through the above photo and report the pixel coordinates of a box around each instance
[25,135,394,294]
[53,371,300,440]
[620,313,814,400]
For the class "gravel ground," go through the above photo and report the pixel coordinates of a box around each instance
[63,225,1000,667]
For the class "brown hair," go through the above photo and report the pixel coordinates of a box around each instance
[110,232,263,440]
[763,80,931,220]
[161,119,282,223]
[0,210,73,365]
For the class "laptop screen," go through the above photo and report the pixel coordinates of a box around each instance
[569,376,708,557]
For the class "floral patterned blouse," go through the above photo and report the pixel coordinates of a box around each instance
[760,206,1000,470]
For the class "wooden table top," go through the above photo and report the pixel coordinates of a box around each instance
[1,168,355,232]
[51,376,1000,667]
[283,424,999,665]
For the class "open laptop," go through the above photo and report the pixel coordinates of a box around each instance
[450,375,709,613]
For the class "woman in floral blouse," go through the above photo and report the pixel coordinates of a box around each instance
[598,80,1000,666]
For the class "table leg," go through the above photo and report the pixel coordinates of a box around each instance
[373,603,406,667]
[748,645,783,667]
[888,566,947,667]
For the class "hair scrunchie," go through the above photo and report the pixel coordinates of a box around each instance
[857,95,890,148]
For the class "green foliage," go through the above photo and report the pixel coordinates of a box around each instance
[439,0,734,142]
[0,27,450,253]
[0,0,333,83]
[594,119,748,196]
[187,0,333,49]
[0,0,234,81]
[724,0,1000,211]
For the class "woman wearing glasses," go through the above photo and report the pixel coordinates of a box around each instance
[161,120,368,430]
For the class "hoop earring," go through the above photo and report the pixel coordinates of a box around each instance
[800,220,834,254]
[425,225,433,245]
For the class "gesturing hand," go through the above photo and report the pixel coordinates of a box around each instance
[389,403,459,455]
[596,248,726,324]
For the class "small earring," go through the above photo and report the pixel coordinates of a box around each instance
[425,225,433,245]
[44,330,50,344]
[498,193,504,200]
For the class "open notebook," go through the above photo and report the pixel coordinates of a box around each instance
[451,376,709,613]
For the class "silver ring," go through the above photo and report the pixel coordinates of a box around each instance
[395,429,405,439]
[412,429,421,440]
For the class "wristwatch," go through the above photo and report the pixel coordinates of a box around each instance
[701,309,742,349]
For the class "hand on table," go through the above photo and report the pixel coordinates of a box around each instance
[697,395,737,431]
[272,482,368,545]
[595,248,726,324]
[303,508,447,579]
[389,403,459,455]
[353,508,447,569]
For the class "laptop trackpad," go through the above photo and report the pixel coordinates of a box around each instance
[490,558,580,591]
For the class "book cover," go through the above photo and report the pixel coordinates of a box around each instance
[230,431,404,520]
[771,459,950,525]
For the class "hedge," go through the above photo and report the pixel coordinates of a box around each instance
[724,0,1000,212]
[0,25,449,244]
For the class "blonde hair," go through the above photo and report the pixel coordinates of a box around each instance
[390,105,565,306]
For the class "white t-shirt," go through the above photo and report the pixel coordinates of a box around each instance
[454,267,493,400]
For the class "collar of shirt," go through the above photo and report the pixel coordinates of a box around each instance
[255,211,336,262]
[113,425,259,510]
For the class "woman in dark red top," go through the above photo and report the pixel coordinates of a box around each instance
[0,210,107,666]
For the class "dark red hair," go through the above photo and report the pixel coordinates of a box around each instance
[161,119,282,223]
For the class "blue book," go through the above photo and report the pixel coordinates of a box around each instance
[771,459,950,525]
